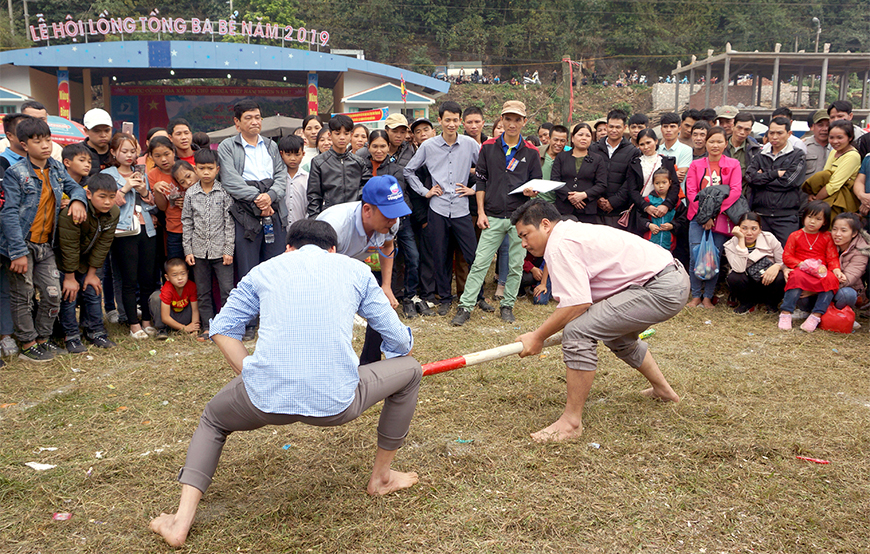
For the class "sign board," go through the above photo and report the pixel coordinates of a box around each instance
[57,70,70,119]
[29,15,329,47]
[333,108,389,124]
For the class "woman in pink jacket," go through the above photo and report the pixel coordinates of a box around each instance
[685,126,743,308]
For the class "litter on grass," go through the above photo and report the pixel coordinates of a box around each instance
[282,444,293,450]
[25,462,57,471]
[588,442,601,449]
[37,447,58,452]
[52,512,73,521]
[796,456,830,464]
[455,438,474,444]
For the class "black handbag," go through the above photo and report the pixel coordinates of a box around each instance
[745,257,775,282]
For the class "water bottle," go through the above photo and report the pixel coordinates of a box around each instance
[262,216,274,244]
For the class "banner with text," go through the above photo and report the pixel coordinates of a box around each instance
[57,70,70,119]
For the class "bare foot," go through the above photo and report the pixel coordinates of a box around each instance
[640,386,680,402]
[367,470,419,496]
[149,512,191,548]
[531,417,584,443]
[701,298,715,309]
[687,297,702,308]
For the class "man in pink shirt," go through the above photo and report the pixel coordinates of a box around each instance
[512,199,688,442]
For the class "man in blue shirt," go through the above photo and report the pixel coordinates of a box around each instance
[149,218,422,548]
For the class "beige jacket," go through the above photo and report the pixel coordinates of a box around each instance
[724,230,784,273]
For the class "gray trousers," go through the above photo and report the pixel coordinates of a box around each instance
[192,257,234,327]
[3,242,61,343]
[562,262,690,371]
[148,290,193,330]
[178,356,423,493]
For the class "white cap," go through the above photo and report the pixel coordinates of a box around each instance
[83,108,112,130]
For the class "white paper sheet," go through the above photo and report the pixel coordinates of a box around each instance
[508,179,566,195]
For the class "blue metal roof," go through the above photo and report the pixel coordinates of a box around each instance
[0,41,450,95]
[0,87,31,101]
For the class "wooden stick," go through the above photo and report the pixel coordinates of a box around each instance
[422,334,563,377]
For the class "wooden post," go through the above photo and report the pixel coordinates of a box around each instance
[772,57,780,109]
[819,57,829,109]
[674,75,681,112]
[862,70,869,110]
[704,62,712,108]
[839,72,848,101]
[722,54,731,106]
[562,55,571,126]
[102,76,111,110]
[83,68,92,111]
[689,68,695,100]
[797,66,805,107]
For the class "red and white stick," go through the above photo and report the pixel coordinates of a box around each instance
[422,334,563,377]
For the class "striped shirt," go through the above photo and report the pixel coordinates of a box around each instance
[181,180,235,259]
[209,245,414,416]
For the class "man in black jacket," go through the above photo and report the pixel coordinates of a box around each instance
[307,114,371,217]
[451,101,542,326]
[745,117,806,246]
[588,109,640,228]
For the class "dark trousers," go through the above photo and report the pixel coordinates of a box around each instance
[360,271,385,365]
[166,231,185,260]
[414,217,436,301]
[427,211,479,305]
[192,257,234,327]
[58,269,108,341]
[234,217,287,281]
[759,213,800,248]
[394,217,420,298]
[112,233,158,326]
[726,271,786,308]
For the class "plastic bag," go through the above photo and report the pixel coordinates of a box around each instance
[693,230,719,280]
[798,258,827,279]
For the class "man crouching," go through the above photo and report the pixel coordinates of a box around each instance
[513,199,686,443]
[150,219,422,547]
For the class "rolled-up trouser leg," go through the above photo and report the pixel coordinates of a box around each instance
[178,357,422,494]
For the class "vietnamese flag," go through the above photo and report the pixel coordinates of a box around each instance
[138,95,168,145]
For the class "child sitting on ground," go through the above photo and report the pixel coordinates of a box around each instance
[639,168,687,252]
[148,258,199,340]
[0,116,88,362]
[55,173,119,352]
[181,149,234,338]
[520,252,551,305]
[779,200,843,332]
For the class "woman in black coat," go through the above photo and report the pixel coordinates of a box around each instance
[552,122,607,223]
[627,128,681,234]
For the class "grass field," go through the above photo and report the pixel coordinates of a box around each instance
[1,290,869,553]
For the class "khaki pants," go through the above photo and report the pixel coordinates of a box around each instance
[178,356,422,493]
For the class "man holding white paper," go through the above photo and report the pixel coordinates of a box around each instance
[452,101,542,326]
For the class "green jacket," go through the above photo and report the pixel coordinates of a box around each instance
[56,200,120,275]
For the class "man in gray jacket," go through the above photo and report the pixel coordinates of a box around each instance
[217,99,287,340]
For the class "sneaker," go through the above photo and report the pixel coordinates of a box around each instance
[18,343,54,363]
[402,299,419,319]
[800,314,821,333]
[734,304,755,314]
[778,313,792,330]
[0,358,4,368]
[853,321,862,331]
[0,336,19,357]
[198,330,210,342]
[477,298,496,313]
[65,338,87,354]
[143,326,158,337]
[437,302,452,316]
[89,336,116,349]
[414,297,435,316]
[500,306,515,323]
[40,341,65,357]
[105,309,120,324]
[130,329,150,340]
[243,326,257,341]
[451,307,471,326]
[156,329,169,341]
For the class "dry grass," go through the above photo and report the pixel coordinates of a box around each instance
[1,288,869,553]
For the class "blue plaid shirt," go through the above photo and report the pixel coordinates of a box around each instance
[210,245,413,416]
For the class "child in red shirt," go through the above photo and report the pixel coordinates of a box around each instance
[148,258,200,340]
[778,201,844,332]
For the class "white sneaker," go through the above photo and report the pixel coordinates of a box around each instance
[105,310,120,324]
[130,329,149,340]
[0,336,18,357]
[143,326,158,337]
[853,321,862,330]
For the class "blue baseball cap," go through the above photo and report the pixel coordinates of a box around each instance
[362,175,411,219]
